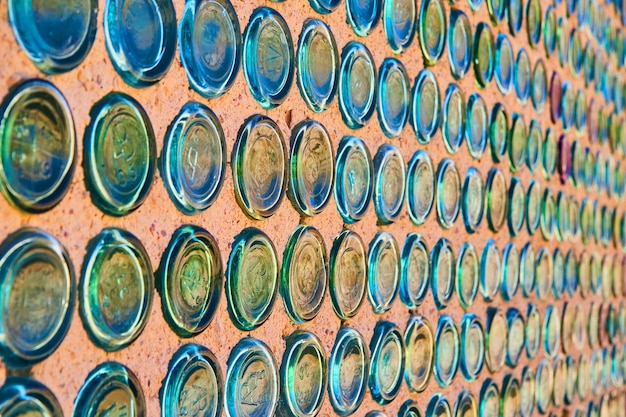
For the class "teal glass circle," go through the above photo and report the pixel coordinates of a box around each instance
[578,250,591,298]
[0,377,63,416]
[473,23,495,88]
[225,338,279,417]
[486,167,507,233]
[368,232,400,314]
[384,0,417,54]
[495,33,514,94]
[531,59,548,113]
[281,225,327,323]
[526,119,542,173]
[334,136,373,223]
[434,315,460,387]
[520,367,535,417]
[436,158,461,229]
[501,243,520,301]
[613,257,623,298]
[460,313,485,381]
[486,308,507,373]
[508,113,527,173]
[179,0,241,99]
[447,10,472,80]
[369,321,405,404]
[543,5,557,58]
[589,350,603,396]
[7,0,97,74]
[281,331,327,417]
[456,242,479,309]
[419,0,447,66]
[577,353,590,399]
[561,81,575,130]
[80,228,153,352]
[514,49,531,104]
[243,7,294,109]
[406,150,435,225]
[328,327,369,416]
[84,92,156,216]
[543,305,561,358]
[226,228,278,331]
[540,189,555,241]
[404,315,434,393]
[556,17,570,68]
[566,197,580,239]
[501,375,522,417]
[479,378,500,417]
[329,229,367,319]
[507,177,525,236]
[561,303,577,354]
[564,249,578,297]
[232,114,287,220]
[339,42,377,129]
[157,225,222,338]
[454,391,477,417]
[426,394,452,417]
[535,359,553,414]
[535,246,553,300]
[567,300,588,351]
[0,228,75,368]
[431,237,455,310]
[526,0,541,47]
[525,303,541,359]
[411,69,441,144]
[543,6,556,56]
[329,229,367,320]
[525,180,541,235]
[462,167,484,233]
[605,300,617,341]
[569,139,582,188]
[399,400,423,417]
[486,0,505,23]
[611,345,623,387]
[296,19,339,112]
[442,83,466,154]
[595,152,607,193]
[160,101,226,215]
[574,89,587,132]
[489,103,508,162]
[583,42,595,87]
[74,363,145,417]
[288,120,335,217]
[506,0,523,35]
[373,144,405,224]
[400,233,430,308]
[520,242,536,298]
[161,344,223,417]
[601,206,613,247]
[466,94,488,159]
[346,0,382,36]
[467,0,482,11]
[480,240,501,302]
[587,303,599,348]
[0,79,76,213]
[506,308,525,367]
[377,58,410,138]
[309,0,341,13]
[104,0,176,87]
[554,248,569,300]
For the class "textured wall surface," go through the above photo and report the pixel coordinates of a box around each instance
[0,0,624,415]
